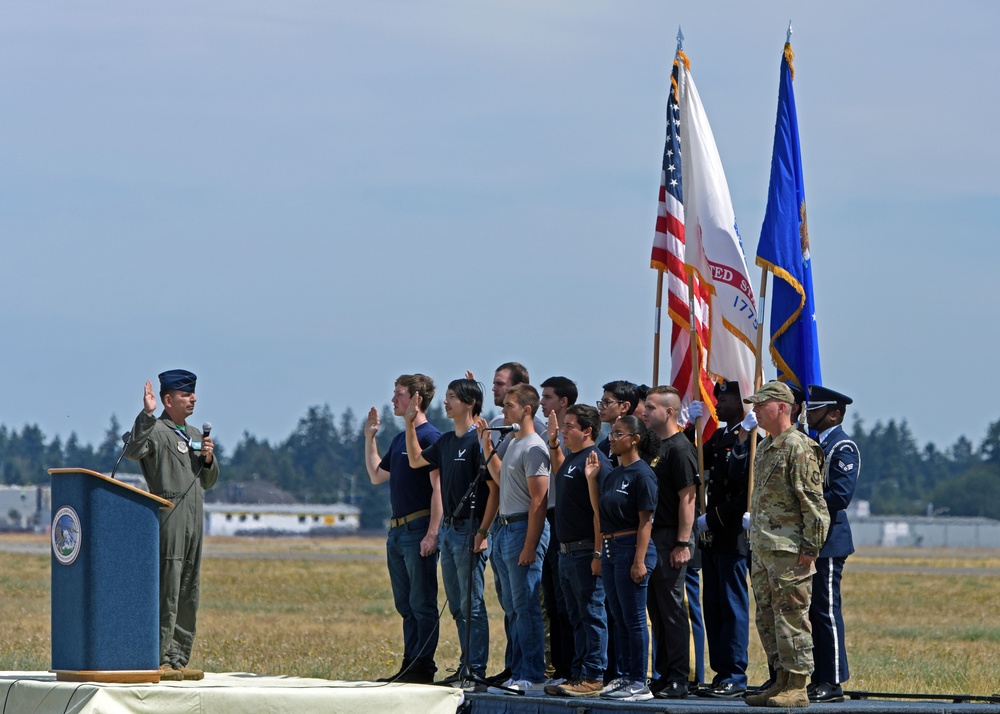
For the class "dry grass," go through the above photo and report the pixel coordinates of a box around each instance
[2,535,998,695]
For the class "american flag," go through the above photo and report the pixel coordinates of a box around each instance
[651,51,717,441]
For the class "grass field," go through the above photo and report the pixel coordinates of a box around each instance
[2,534,998,695]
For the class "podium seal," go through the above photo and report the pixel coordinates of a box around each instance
[52,506,82,565]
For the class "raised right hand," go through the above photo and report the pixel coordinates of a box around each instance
[584,450,601,480]
[365,407,380,438]
[143,381,157,415]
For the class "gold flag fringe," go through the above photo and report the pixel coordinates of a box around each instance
[784,42,795,80]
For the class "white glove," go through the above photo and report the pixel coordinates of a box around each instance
[740,410,758,431]
[695,513,708,534]
[689,401,705,420]
[742,512,751,530]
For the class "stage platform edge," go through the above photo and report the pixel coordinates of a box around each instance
[0,671,463,714]
[464,690,1000,714]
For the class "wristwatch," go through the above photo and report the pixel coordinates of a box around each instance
[592,551,602,560]
[674,540,692,549]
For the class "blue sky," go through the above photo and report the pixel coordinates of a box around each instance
[2,1,997,454]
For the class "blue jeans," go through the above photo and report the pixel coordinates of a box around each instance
[439,522,490,677]
[703,551,750,686]
[558,548,607,680]
[386,516,439,670]
[492,517,549,682]
[603,533,656,682]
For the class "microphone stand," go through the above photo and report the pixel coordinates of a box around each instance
[109,432,132,480]
[453,429,523,694]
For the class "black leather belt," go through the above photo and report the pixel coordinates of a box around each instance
[497,513,528,526]
[559,539,595,554]
[442,516,467,527]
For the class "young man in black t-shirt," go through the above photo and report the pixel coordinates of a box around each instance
[405,379,498,684]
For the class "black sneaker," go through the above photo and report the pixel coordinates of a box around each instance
[483,668,512,686]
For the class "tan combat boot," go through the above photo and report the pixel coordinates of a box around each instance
[766,672,810,708]
[745,670,787,707]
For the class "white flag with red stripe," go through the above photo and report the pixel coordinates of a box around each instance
[676,57,760,411]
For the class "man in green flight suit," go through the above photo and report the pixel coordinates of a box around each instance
[125,369,219,682]
[742,381,829,709]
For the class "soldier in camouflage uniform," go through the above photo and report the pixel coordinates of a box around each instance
[741,382,829,708]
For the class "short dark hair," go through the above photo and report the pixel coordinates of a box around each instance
[566,404,601,440]
[447,378,483,417]
[496,362,530,386]
[603,380,639,415]
[395,374,435,410]
[506,383,540,417]
[540,376,578,406]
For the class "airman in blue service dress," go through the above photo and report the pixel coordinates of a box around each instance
[805,385,861,703]
[125,369,219,681]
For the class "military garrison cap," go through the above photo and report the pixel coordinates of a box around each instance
[159,369,197,393]
[714,380,742,400]
[743,381,795,405]
[806,384,852,409]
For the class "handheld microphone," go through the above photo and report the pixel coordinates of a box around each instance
[109,431,132,480]
[191,422,212,451]
[485,424,520,434]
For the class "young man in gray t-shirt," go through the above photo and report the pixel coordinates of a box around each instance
[478,383,550,695]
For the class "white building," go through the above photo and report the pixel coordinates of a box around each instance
[205,503,360,536]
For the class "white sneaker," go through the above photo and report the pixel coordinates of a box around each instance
[600,679,653,701]
[517,680,547,697]
[486,677,515,695]
[603,677,628,693]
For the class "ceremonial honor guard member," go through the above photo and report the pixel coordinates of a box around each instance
[805,385,861,703]
[691,381,751,698]
[125,369,219,681]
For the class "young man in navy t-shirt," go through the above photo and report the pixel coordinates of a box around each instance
[364,374,442,683]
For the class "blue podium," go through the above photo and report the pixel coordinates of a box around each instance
[48,467,173,683]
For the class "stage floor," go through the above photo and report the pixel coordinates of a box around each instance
[0,671,464,714]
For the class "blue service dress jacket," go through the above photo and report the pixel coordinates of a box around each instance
[817,425,860,558]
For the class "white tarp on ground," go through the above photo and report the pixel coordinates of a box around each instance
[0,672,463,714]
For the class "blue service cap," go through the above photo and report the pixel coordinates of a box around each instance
[159,369,197,393]
[806,384,852,410]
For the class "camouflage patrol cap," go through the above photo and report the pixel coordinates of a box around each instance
[743,381,795,405]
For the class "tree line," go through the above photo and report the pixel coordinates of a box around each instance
[2,407,1000,524]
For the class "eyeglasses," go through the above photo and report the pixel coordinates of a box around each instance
[597,399,624,408]
[609,431,635,440]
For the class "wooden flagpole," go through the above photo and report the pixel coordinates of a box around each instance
[687,272,707,516]
[747,268,769,513]
[653,270,664,387]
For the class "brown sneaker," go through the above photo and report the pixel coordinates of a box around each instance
[158,666,184,682]
[176,666,205,681]
[557,679,604,697]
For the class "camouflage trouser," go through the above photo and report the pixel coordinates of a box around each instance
[750,550,815,676]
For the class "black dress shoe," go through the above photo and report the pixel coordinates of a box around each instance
[745,677,774,695]
[702,681,747,698]
[809,682,845,703]
[653,681,688,699]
